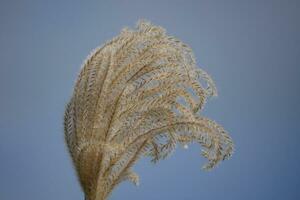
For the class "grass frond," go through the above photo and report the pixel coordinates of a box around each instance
[64,20,234,200]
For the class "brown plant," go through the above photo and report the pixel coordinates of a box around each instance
[64,20,234,200]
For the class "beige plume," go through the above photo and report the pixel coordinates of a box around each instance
[64,20,234,200]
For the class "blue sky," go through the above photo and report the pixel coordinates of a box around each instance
[0,0,299,199]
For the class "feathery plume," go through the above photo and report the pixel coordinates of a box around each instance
[64,20,234,200]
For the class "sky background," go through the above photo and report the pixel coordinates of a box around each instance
[0,0,299,200]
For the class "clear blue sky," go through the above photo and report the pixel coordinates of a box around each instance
[1,0,299,199]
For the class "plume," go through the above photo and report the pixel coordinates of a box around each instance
[64,20,234,200]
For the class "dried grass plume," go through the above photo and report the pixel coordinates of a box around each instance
[64,20,234,200]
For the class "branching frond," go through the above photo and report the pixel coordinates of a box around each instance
[64,20,234,200]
